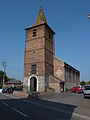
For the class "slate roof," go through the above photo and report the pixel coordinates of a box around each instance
[35,6,47,25]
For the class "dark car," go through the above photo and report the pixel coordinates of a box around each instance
[2,88,9,93]
[2,87,14,94]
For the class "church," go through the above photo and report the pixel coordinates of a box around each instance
[23,5,80,93]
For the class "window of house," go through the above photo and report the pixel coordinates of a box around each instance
[69,69,71,80]
[33,29,36,37]
[73,71,75,80]
[31,64,37,74]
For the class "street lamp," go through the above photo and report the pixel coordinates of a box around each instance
[88,14,90,19]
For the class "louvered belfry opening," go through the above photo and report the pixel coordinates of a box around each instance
[31,65,37,74]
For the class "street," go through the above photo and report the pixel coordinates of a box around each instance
[0,93,90,120]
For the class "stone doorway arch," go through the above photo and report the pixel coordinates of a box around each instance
[30,77,37,92]
[28,75,38,93]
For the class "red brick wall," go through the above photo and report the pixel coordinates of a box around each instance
[65,64,80,85]
[54,57,64,81]
[24,24,54,77]
[23,24,55,92]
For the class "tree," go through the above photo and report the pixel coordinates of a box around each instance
[0,71,3,88]
[0,70,11,82]
[0,71,4,80]
[80,81,86,86]
[0,70,11,88]
[0,71,4,88]
[88,80,90,84]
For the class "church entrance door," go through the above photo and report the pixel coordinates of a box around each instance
[30,77,37,92]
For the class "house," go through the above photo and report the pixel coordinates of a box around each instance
[5,79,22,90]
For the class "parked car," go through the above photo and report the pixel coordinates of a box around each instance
[69,85,83,93]
[0,89,2,93]
[69,86,76,93]
[2,87,14,94]
[83,85,90,98]
[2,88,9,93]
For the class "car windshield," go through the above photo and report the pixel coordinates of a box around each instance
[84,86,90,90]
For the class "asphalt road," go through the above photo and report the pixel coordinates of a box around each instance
[0,93,90,120]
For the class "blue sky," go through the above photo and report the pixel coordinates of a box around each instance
[0,0,90,81]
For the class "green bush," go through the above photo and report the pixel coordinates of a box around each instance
[65,88,68,92]
[0,83,2,88]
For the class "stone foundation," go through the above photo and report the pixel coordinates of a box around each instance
[23,75,46,93]
[23,77,28,93]
[49,75,61,93]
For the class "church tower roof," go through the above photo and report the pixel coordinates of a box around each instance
[35,6,47,25]
[25,2,55,34]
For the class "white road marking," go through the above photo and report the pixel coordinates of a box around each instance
[12,108,28,118]
[23,100,90,120]
[1,102,9,106]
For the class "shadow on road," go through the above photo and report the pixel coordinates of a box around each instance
[0,94,77,120]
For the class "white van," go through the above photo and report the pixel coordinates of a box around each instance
[83,85,90,98]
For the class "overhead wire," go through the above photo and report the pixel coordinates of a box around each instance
[0,60,23,80]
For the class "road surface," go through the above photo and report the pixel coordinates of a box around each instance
[0,93,90,120]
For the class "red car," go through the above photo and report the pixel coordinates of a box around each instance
[69,85,83,93]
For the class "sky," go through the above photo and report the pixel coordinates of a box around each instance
[0,0,90,81]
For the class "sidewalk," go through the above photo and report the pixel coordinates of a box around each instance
[1,91,29,99]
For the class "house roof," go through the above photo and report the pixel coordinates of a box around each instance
[6,79,22,84]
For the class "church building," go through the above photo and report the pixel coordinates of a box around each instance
[23,6,80,93]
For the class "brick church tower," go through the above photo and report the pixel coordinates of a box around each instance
[23,6,55,93]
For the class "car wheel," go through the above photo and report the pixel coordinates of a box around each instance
[84,96,86,99]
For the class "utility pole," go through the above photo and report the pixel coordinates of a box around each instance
[2,60,6,87]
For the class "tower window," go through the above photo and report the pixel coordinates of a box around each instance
[49,32,51,39]
[33,29,37,37]
[31,64,37,74]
